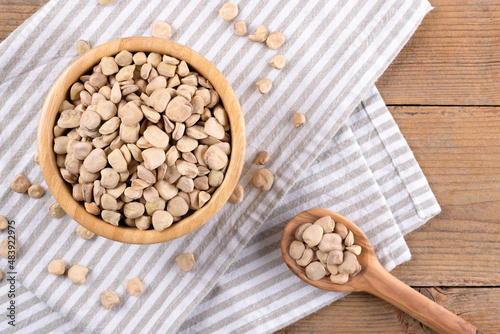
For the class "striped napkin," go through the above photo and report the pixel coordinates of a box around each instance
[180,87,441,333]
[0,0,438,333]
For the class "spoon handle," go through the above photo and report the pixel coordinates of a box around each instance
[362,262,482,334]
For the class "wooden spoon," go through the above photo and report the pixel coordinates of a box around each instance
[281,208,482,334]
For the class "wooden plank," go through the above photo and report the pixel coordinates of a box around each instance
[393,218,499,286]
[278,288,499,333]
[276,293,402,333]
[378,0,500,106]
[0,0,48,42]
[388,106,500,286]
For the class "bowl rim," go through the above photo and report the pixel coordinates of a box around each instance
[37,37,246,244]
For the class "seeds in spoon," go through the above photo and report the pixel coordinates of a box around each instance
[317,233,343,253]
[292,216,362,285]
[330,273,349,284]
[289,240,305,260]
[314,215,334,233]
[334,222,348,239]
[302,224,323,247]
[346,245,362,256]
[305,261,326,281]
[296,248,314,267]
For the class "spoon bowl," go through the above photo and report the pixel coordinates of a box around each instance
[281,208,373,292]
[281,208,482,334]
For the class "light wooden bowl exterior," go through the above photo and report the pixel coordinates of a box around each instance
[37,37,246,244]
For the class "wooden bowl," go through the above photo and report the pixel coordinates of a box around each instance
[37,37,246,244]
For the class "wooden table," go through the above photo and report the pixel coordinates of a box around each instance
[1,1,499,332]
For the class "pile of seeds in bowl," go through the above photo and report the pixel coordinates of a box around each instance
[290,216,362,284]
[54,50,231,231]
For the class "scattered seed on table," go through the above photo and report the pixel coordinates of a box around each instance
[266,31,286,50]
[68,264,89,284]
[48,259,65,275]
[219,2,238,21]
[233,20,247,36]
[127,277,144,296]
[293,112,306,127]
[75,40,91,55]
[28,185,45,199]
[98,0,116,6]
[228,183,244,204]
[76,225,95,240]
[152,21,173,40]
[269,55,286,70]
[49,203,66,218]
[254,151,270,165]
[252,168,274,191]
[175,253,195,272]
[256,78,272,94]
[249,25,269,42]
[0,238,15,258]
[101,290,120,309]
[10,174,31,193]
[0,216,7,230]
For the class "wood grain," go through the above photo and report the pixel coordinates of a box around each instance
[279,288,499,334]
[0,1,47,41]
[390,106,500,286]
[378,0,500,106]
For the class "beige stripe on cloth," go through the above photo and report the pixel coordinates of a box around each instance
[0,0,436,333]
